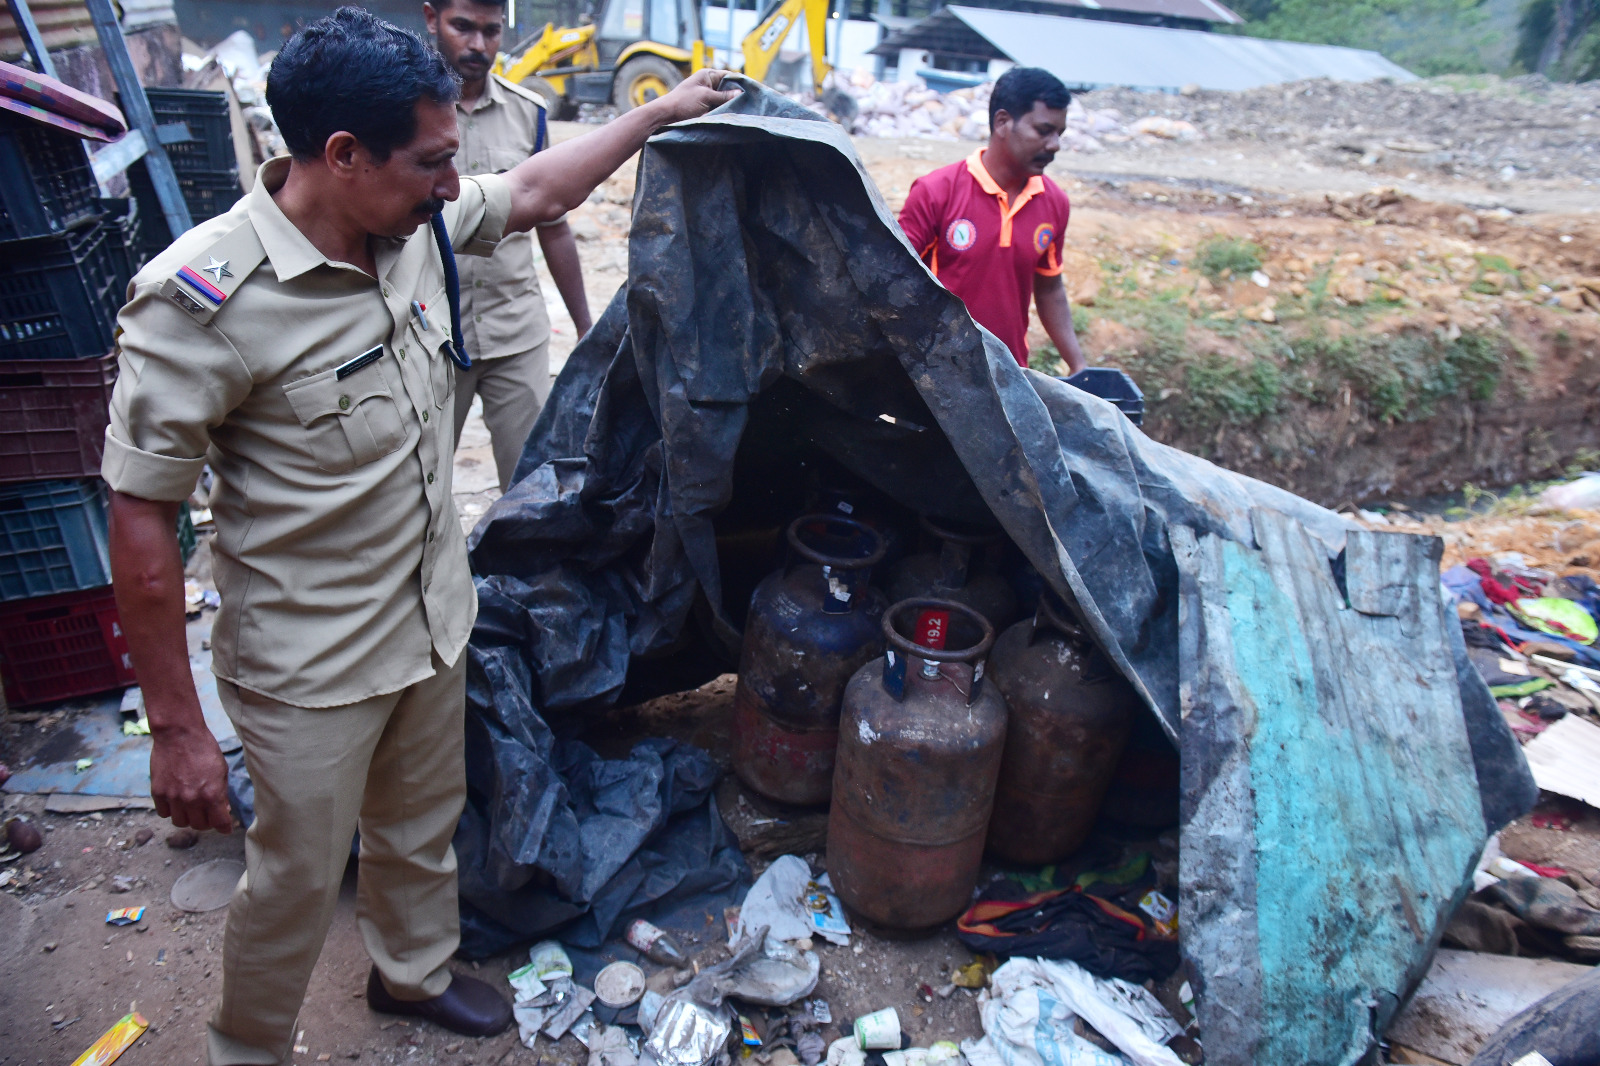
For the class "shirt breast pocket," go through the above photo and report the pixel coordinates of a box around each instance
[281,358,408,475]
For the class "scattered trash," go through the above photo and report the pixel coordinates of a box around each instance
[104,907,145,926]
[5,818,42,854]
[68,1011,147,1066]
[643,993,732,1066]
[170,859,245,913]
[805,877,852,945]
[1136,890,1177,938]
[164,828,199,850]
[120,718,150,737]
[508,942,598,1048]
[739,1015,762,1047]
[962,958,1184,1066]
[595,961,646,1008]
[587,1023,641,1066]
[733,855,816,945]
[630,919,691,968]
[133,828,153,847]
[854,1008,901,1050]
[719,929,820,1007]
[827,1036,867,1066]
[109,875,134,894]
[73,758,92,773]
[884,1042,962,1066]
[952,960,992,989]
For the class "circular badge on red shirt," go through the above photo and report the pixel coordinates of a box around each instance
[946,218,977,251]
[1033,223,1056,256]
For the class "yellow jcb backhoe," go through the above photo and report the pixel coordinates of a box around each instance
[494,0,835,118]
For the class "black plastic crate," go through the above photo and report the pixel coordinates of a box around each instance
[145,87,235,175]
[98,196,147,279]
[1062,367,1145,426]
[0,113,99,241]
[129,164,243,258]
[180,168,244,224]
[0,219,129,360]
[0,478,110,601]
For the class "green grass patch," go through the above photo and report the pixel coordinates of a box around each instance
[1192,237,1264,281]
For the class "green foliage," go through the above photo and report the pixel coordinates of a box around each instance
[1234,0,1505,75]
[1192,238,1264,281]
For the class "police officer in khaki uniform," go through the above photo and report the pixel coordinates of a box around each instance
[103,9,733,1063]
[425,0,593,490]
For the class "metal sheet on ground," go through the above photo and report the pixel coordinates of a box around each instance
[1385,949,1594,1065]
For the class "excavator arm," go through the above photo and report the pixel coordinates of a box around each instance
[740,0,832,94]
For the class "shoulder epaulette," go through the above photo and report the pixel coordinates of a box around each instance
[493,72,550,111]
[159,218,267,326]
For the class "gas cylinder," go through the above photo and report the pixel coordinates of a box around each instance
[733,514,888,805]
[827,599,1008,929]
[985,594,1138,865]
[885,517,1019,631]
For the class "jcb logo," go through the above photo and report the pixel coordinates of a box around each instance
[759,14,790,49]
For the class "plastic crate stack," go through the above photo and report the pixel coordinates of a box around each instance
[129,88,241,263]
[0,109,192,707]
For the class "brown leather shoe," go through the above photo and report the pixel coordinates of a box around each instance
[365,966,513,1037]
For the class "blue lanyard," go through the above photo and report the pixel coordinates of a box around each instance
[429,212,472,370]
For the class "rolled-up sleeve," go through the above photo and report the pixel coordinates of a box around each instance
[448,173,512,259]
[102,283,254,502]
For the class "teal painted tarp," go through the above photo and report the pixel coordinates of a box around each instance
[464,82,1537,1063]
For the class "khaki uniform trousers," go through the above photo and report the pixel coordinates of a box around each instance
[207,652,466,1065]
[452,339,552,492]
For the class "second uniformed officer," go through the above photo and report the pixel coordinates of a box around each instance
[102,9,734,1063]
[425,0,593,490]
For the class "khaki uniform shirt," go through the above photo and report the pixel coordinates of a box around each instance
[456,73,562,360]
[103,156,511,708]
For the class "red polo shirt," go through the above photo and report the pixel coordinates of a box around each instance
[898,150,1071,368]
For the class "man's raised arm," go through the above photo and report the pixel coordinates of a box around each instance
[502,70,737,233]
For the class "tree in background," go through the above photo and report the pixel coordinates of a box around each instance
[1514,0,1600,79]
[1231,0,1524,76]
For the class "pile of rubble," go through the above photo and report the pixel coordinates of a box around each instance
[795,71,1199,148]
[1077,73,1600,184]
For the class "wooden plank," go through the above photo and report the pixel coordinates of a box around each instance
[1520,713,1600,809]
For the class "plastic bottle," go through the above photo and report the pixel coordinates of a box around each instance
[627,919,689,968]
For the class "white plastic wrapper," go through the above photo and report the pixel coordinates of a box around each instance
[960,958,1185,1066]
[732,855,817,944]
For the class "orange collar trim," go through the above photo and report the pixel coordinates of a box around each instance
[965,150,1044,247]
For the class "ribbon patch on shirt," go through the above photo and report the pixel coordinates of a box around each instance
[176,265,227,306]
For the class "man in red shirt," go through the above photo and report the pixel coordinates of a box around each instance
[899,67,1086,372]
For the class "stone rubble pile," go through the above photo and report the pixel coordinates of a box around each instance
[792,70,1201,148]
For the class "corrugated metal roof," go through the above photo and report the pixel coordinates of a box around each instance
[1009,0,1243,26]
[876,7,1415,91]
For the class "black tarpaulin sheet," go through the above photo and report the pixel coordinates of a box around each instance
[462,82,1536,1063]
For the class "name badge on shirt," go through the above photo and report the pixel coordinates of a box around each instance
[335,345,384,380]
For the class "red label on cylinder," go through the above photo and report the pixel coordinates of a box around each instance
[915,609,950,650]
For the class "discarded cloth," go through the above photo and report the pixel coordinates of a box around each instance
[1487,875,1600,937]
[957,887,1179,984]
[961,957,1184,1066]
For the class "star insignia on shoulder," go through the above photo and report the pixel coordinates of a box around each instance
[202,256,233,283]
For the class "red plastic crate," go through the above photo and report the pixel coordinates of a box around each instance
[0,584,134,706]
[0,352,117,483]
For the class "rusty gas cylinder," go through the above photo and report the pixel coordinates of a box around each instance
[985,594,1138,864]
[733,514,889,805]
[885,517,1019,632]
[828,599,1008,929]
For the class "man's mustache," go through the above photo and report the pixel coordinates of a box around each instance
[459,50,490,67]
[416,197,447,215]
[1032,152,1056,165]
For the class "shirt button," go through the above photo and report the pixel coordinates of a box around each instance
[338,395,350,411]
[428,532,435,543]
[422,411,430,423]
[398,346,406,357]
[427,472,435,484]
[474,314,482,322]
[474,280,484,288]
[382,285,391,298]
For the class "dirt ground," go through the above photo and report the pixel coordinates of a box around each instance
[5,79,1600,1064]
